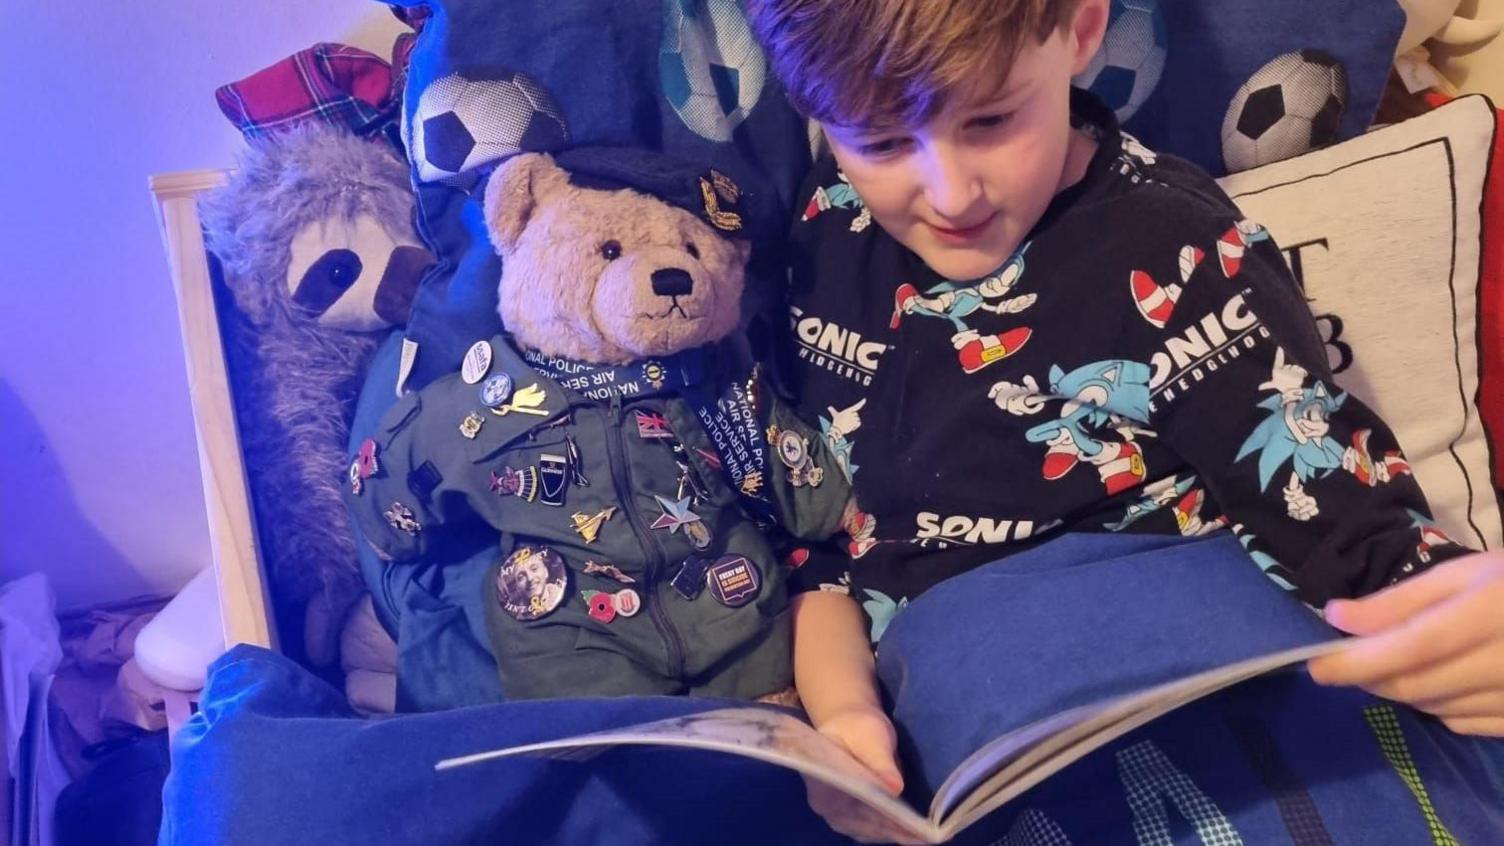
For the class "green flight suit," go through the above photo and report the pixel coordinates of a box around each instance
[343,335,849,700]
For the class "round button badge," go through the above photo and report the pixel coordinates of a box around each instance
[461,340,494,384]
[495,546,568,621]
[479,372,515,408]
[776,430,807,469]
[613,589,642,617]
[706,555,762,608]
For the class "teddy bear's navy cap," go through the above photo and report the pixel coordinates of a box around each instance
[552,147,752,240]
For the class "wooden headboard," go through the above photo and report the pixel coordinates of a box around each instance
[149,169,277,651]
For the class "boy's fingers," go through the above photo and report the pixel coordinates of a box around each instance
[1310,586,1496,687]
[1346,642,1498,706]
[1323,556,1489,637]
[1439,716,1504,737]
[806,783,880,841]
[1416,689,1504,720]
[804,781,926,844]
[805,783,879,841]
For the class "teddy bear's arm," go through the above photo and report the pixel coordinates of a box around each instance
[341,381,496,563]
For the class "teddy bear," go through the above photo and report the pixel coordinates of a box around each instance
[341,147,851,702]
[200,122,433,669]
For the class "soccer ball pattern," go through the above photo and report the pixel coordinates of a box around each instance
[1220,50,1348,174]
[1072,0,1168,123]
[659,0,765,142]
[405,71,569,184]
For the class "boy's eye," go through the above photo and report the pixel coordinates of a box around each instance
[968,113,1012,131]
[856,136,911,158]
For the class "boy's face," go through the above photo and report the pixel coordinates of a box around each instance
[820,0,1108,281]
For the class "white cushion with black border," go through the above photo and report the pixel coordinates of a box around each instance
[1217,94,1503,550]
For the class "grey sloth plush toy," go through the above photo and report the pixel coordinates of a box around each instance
[201,123,432,665]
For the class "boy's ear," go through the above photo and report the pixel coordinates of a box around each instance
[483,153,568,255]
[808,119,832,160]
[1067,0,1111,77]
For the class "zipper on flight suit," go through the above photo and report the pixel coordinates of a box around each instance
[604,393,687,681]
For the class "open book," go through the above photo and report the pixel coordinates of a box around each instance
[436,638,1349,843]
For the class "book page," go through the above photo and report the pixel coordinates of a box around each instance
[934,639,1351,837]
[436,642,1352,843]
[436,707,946,843]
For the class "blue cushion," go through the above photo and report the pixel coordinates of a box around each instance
[1093,0,1406,176]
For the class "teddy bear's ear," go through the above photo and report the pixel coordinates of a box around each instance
[483,153,567,255]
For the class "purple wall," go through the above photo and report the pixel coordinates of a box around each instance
[0,2,409,610]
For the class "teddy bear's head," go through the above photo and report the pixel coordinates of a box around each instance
[483,149,753,365]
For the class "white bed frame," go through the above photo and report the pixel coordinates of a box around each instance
[149,170,277,651]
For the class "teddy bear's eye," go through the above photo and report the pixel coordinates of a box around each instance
[685,242,701,260]
[599,241,622,261]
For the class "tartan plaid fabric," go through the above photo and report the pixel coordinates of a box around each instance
[215,39,413,142]
[390,32,418,116]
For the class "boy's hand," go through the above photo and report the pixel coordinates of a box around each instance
[803,705,925,844]
[1309,551,1504,736]
[819,706,905,792]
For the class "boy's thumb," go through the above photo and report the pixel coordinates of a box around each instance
[847,737,905,796]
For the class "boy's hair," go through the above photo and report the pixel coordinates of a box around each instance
[747,0,1082,129]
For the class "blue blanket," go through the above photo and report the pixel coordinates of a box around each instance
[163,534,1504,845]
[160,645,845,845]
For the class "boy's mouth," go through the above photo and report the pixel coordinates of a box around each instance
[929,212,997,244]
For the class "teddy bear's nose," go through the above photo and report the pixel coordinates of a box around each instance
[651,268,694,298]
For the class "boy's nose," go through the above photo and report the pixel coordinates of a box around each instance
[921,152,985,222]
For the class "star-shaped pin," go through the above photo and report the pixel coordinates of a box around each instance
[650,495,702,534]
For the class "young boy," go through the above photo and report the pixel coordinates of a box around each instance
[747,0,1504,840]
